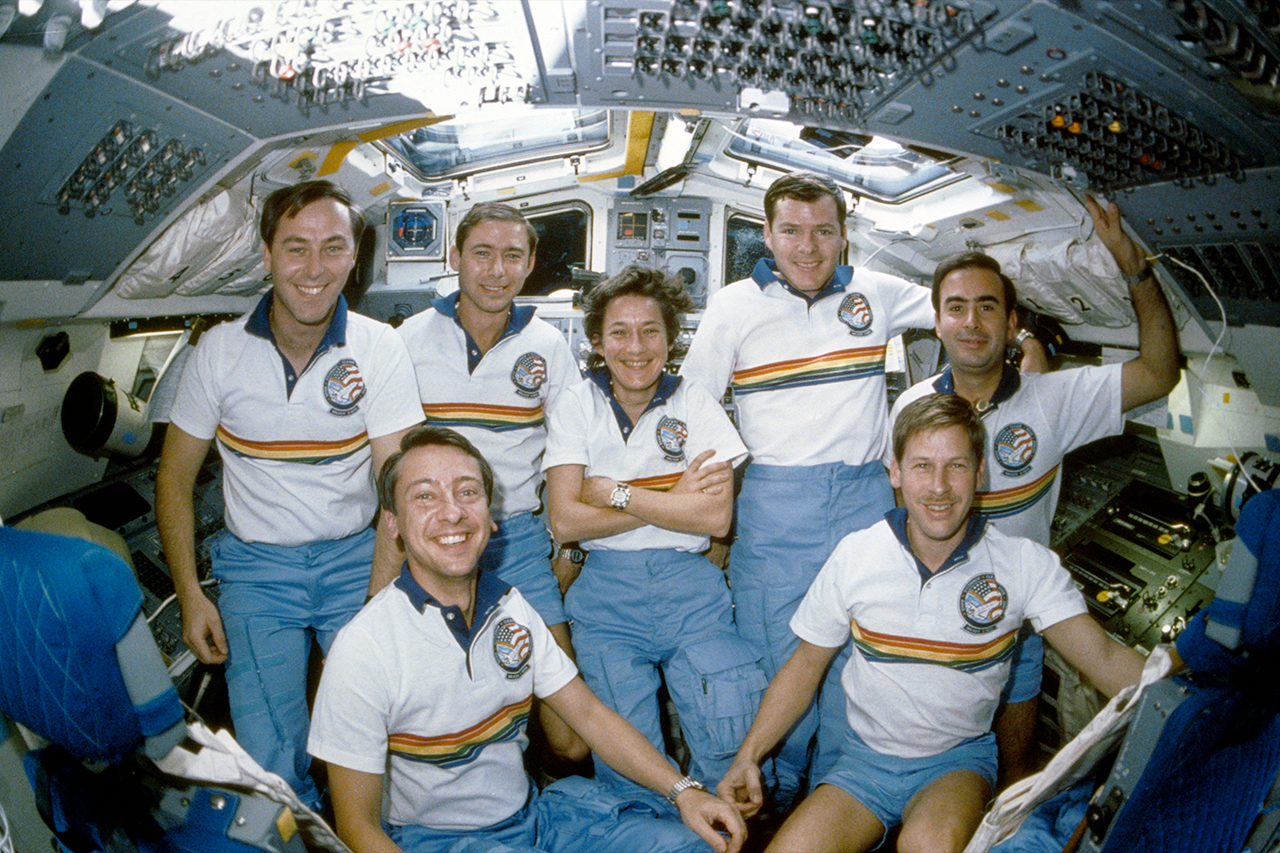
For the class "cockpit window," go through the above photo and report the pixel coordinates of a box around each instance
[725,213,768,286]
[726,119,961,203]
[521,204,591,298]
[381,108,611,180]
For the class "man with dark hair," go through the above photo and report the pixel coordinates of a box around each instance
[718,393,1155,853]
[156,179,423,808]
[390,201,586,760]
[891,195,1179,785]
[310,425,747,853]
[680,171,935,805]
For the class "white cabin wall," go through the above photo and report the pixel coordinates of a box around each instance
[0,323,109,521]
[0,724,51,853]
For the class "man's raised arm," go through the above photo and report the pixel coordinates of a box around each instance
[1085,195,1180,412]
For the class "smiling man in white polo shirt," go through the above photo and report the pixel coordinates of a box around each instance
[156,179,423,808]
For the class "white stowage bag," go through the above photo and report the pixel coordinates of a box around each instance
[984,237,1135,329]
[963,645,1176,853]
[114,189,267,299]
[155,720,353,853]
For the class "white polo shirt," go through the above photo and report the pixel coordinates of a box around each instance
[680,259,933,467]
[169,294,423,546]
[891,362,1124,544]
[397,296,580,520]
[792,510,1086,758]
[309,566,577,831]
[543,370,748,553]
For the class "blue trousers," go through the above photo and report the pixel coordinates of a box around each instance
[210,527,372,809]
[565,549,767,803]
[729,461,893,810]
[387,776,708,853]
[480,512,565,628]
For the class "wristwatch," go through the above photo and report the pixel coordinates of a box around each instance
[609,482,632,510]
[1013,328,1035,350]
[1120,264,1153,286]
[666,774,708,805]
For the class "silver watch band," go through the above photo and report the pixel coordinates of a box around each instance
[666,774,707,805]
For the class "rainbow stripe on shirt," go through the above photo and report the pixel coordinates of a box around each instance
[628,472,681,492]
[850,619,1018,673]
[215,426,368,465]
[389,695,532,768]
[422,403,544,433]
[729,346,887,396]
[974,465,1059,519]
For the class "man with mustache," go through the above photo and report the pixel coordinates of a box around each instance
[890,195,1179,786]
[718,393,1164,853]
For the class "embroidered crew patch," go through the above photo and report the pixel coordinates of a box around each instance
[994,422,1037,477]
[838,292,874,336]
[960,573,1007,634]
[656,416,688,462]
[323,358,365,415]
[511,352,547,399]
[493,617,532,679]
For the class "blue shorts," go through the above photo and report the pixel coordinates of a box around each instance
[480,511,565,628]
[819,726,998,835]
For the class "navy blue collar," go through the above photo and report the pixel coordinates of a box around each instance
[434,293,536,374]
[245,290,348,348]
[588,366,681,438]
[751,257,852,304]
[931,363,1022,412]
[393,562,511,650]
[245,291,347,395]
[886,507,987,584]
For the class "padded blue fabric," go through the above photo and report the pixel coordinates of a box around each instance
[23,745,165,853]
[1231,487,1279,648]
[163,789,269,853]
[0,527,179,764]
[1177,488,1279,673]
[1098,674,1280,853]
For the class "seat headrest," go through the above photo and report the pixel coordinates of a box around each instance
[0,528,179,763]
[1176,488,1280,674]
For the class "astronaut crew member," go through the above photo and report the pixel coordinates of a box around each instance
[679,171,935,804]
[543,265,767,806]
[156,180,423,808]
[890,194,1179,784]
[391,202,585,760]
[309,425,746,853]
[719,393,1167,853]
